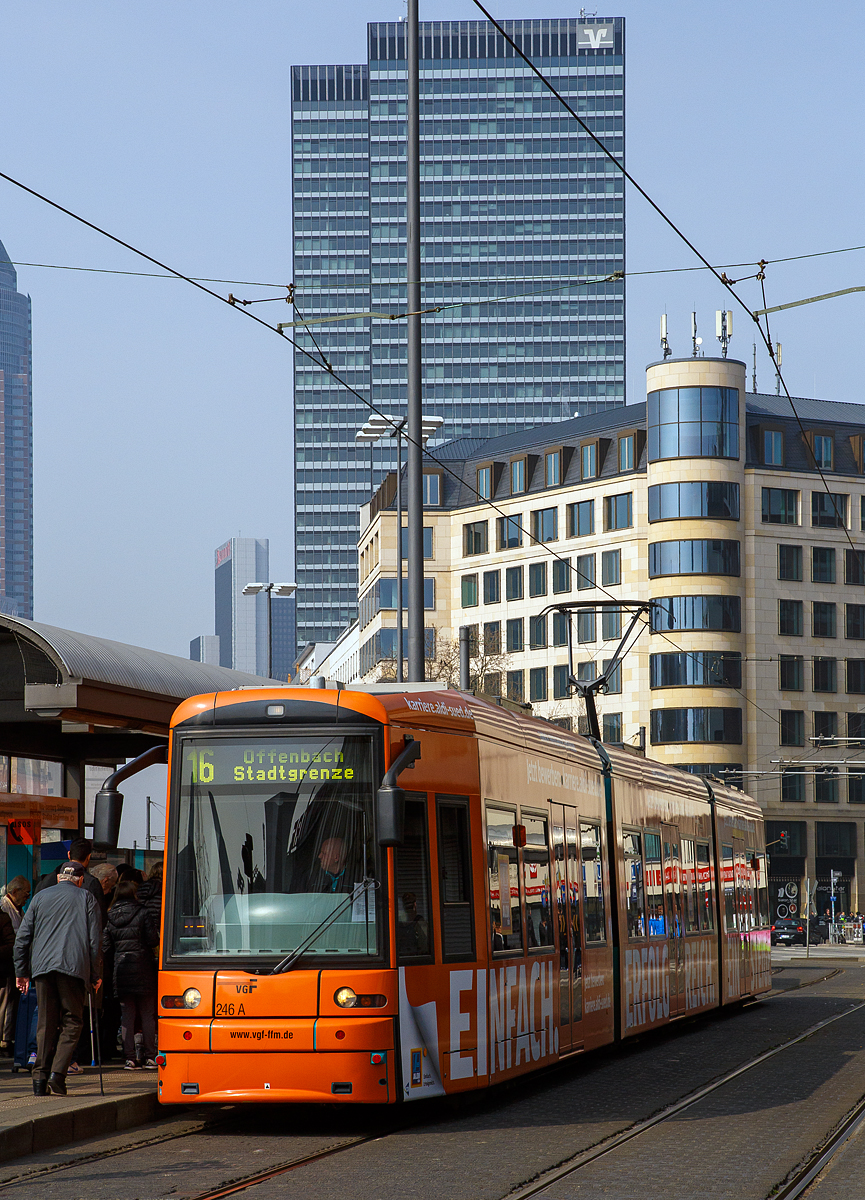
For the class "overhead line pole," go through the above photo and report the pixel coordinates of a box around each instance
[406,0,424,682]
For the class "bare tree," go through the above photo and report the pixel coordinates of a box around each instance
[371,624,511,692]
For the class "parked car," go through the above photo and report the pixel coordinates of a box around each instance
[771,919,826,946]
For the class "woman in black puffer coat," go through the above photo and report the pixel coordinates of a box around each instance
[103,880,160,1069]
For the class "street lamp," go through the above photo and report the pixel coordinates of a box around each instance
[242,581,296,680]
[355,414,443,682]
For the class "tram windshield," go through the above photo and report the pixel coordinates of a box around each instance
[168,735,380,960]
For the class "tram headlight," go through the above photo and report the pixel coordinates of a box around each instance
[182,988,202,1009]
[334,986,358,1008]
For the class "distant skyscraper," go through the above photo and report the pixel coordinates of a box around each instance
[214,537,270,675]
[189,634,221,665]
[292,16,625,645]
[271,595,297,681]
[0,240,33,619]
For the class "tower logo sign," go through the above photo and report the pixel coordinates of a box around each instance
[576,25,614,49]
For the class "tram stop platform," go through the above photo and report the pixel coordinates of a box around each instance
[0,1062,158,1163]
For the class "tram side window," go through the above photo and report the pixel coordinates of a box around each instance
[755,852,770,926]
[395,794,433,962]
[644,832,665,935]
[696,842,715,932]
[722,844,736,931]
[580,822,606,943]
[437,798,475,961]
[522,814,554,948]
[487,805,523,953]
[623,831,645,938]
[680,839,700,933]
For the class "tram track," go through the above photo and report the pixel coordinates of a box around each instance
[0,965,849,1200]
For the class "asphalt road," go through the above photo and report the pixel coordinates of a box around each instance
[1,964,863,1200]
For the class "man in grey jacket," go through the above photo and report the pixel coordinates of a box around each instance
[14,861,102,1096]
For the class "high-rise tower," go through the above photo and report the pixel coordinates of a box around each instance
[0,241,33,619]
[292,16,625,647]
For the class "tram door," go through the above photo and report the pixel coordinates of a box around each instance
[552,804,583,1052]
[733,837,752,994]
[662,824,685,1017]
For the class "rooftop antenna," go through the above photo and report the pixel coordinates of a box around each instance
[775,341,782,395]
[660,313,672,359]
[716,309,732,358]
[752,343,758,392]
[691,312,702,358]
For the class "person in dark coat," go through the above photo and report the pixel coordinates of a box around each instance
[103,880,159,1069]
[35,837,103,910]
[135,862,163,926]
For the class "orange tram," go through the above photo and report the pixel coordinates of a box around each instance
[154,683,771,1105]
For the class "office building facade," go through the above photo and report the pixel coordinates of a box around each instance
[0,240,32,619]
[292,16,625,647]
[357,353,865,915]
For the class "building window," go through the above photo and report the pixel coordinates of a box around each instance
[464,625,480,656]
[506,565,523,601]
[778,544,803,581]
[530,614,547,649]
[577,662,596,683]
[506,618,524,653]
[813,602,837,638]
[648,480,739,522]
[602,659,622,693]
[847,550,865,586]
[847,605,865,639]
[812,547,836,584]
[477,466,491,500]
[510,459,526,495]
[815,767,839,804]
[651,595,741,632]
[545,451,561,488]
[650,707,742,744]
[850,768,865,804]
[463,520,488,556]
[602,549,621,586]
[602,606,622,641]
[531,508,558,543]
[648,539,740,578]
[567,500,594,538]
[647,386,739,461]
[778,655,804,691]
[812,492,848,528]
[779,599,804,636]
[781,770,805,802]
[461,574,478,608]
[764,429,784,466]
[618,435,635,472]
[576,553,595,591]
[814,711,838,743]
[847,659,865,693]
[422,473,441,506]
[604,493,632,531]
[497,514,523,549]
[812,434,834,470]
[650,651,742,688]
[552,612,569,646]
[553,664,570,700]
[400,526,433,559]
[603,712,623,742]
[849,712,865,746]
[581,442,597,480]
[813,657,837,693]
[482,672,502,698]
[483,570,500,604]
[530,667,548,702]
[780,710,805,746]
[507,670,524,702]
[762,488,798,524]
[484,621,501,654]
[577,609,596,644]
[552,559,571,594]
[529,562,547,598]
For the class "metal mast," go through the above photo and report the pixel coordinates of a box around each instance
[406,0,424,681]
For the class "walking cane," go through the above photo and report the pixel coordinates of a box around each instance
[88,989,104,1096]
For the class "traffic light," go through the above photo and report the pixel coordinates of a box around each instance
[779,829,788,850]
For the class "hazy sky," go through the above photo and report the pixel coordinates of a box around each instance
[2,1,863,659]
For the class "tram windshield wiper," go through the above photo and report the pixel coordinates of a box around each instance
[269,879,380,975]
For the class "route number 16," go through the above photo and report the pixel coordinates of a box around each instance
[185,749,215,783]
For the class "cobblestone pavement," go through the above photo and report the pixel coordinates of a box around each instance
[1,965,862,1200]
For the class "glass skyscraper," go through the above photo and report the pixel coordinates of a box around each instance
[0,240,33,620]
[292,16,624,647]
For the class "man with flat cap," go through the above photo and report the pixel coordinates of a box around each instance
[14,861,102,1096]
